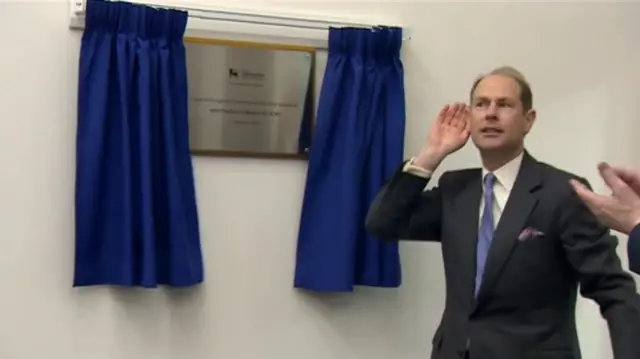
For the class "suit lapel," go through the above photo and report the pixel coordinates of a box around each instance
[474,151,543,305]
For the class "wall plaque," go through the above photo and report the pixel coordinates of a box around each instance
[185,38,316,159]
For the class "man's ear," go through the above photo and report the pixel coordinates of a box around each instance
[524,109,536,133]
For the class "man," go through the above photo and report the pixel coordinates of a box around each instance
[365,66,640,359]
[570,163,640,274]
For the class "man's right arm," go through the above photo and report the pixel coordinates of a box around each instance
[628,225,640,274]
[366,101,470,241]
[365,158,447,242]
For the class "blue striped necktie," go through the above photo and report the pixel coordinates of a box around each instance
[475,173,496,297]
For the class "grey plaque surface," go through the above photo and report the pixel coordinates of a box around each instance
[185,41,313,156]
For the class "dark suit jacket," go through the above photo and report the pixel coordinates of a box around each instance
[629,225,640,275]
[366,151,640,359]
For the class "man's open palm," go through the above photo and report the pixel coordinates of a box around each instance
[427,103,470,156]
[570,162,640,234]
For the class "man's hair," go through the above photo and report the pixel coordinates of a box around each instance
[470,66,533,111]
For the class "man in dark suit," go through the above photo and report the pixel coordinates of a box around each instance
[366,66,640,359]
[570,163,640,274]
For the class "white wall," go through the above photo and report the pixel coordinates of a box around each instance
[0,1,638,359]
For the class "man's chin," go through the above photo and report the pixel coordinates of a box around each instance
[472,139,506,152]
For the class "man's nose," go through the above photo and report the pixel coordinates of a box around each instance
[486,103,499,116]
[483,103,499,120]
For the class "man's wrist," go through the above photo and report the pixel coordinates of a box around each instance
[413,148,446,172]
[403,158,432,178]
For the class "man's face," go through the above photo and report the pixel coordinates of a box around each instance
[469,74,535,152]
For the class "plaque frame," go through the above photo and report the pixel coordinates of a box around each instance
[184,36,317,161]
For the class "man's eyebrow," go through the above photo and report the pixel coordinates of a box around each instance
[472,96,512,102]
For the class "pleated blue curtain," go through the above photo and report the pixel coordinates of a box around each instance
[294,27,406,292]
[74,0,203,288]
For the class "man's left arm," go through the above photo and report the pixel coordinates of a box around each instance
[560,177,640,359]
[628,225,640,275]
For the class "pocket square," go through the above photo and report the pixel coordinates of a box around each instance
[518,227,544,241]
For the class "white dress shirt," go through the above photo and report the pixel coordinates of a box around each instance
[403,152,524,228]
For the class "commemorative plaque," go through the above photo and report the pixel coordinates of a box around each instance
[185,38,316,159]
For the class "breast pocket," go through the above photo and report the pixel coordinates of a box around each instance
[502,218,561,281]
[512,213,555,253]
[513,231,557,268]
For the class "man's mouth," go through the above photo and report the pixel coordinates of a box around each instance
[480,127,503,135]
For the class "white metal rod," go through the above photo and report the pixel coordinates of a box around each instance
[71,0,410,39]
[179,6,379,30]
[187,14,362,31]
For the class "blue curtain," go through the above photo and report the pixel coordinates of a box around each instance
[294,27,406,292]
[74,0,203,288]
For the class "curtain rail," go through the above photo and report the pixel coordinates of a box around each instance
[69,0,410,40]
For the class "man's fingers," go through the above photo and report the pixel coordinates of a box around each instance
[442,104,457,126]
[613,166,638,182]
[569,179,603,209]
[611,165,640,195]
[598,162,633,196]
[570,179,594,200]
[437,104,449,122]
[462,109,471,132]
[452,105,467,130]
[435,104,450,127]
[449,103,463,127]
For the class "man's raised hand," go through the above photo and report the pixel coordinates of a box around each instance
[414,103,470,171]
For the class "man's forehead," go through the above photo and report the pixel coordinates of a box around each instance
[473,74,521,99]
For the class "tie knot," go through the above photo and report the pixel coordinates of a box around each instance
[484,173,496,188]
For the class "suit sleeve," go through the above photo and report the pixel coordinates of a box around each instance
[559,177,640,359]
[365,161,446,242]
[628,225,640,275]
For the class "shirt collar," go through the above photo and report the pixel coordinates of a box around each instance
[482,151,524,191]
